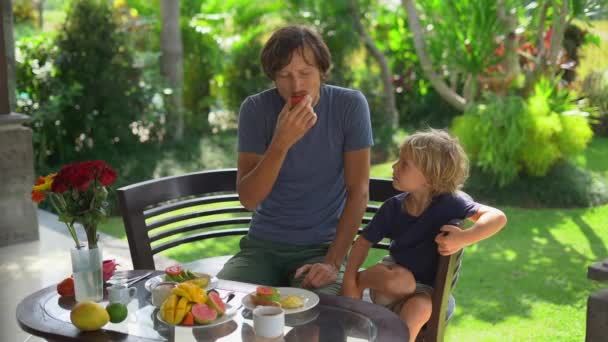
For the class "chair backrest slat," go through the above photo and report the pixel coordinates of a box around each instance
[151,228,251,254]
[147,207,249,231]
[149,217,252,242]
[144,194,240,218]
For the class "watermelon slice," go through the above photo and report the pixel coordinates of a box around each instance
[207,291,226,316]
[191,304,217,325]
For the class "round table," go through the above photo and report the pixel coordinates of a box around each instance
[17,270,409,341]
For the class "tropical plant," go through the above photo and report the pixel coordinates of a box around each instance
[453,78,593,185]
[403,0,607,111]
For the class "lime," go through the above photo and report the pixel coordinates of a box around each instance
[106,303,128,323]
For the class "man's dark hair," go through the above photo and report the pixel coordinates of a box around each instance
[260,25,332,81]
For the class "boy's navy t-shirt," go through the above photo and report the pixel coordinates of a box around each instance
[237,84,374,245]
[361,192,480,286]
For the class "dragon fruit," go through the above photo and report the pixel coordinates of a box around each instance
[102,259,119,282]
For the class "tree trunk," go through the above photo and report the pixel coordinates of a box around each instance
[160,0,184,140]
[37,0,44,30]
[349,0,398,129]
[546,1,569,70]
[497,0,520,77]
[523,0,568,96]
[402,0,467,111]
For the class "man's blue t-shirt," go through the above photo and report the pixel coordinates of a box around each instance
[237,84,374,245]
[361,192,480,286]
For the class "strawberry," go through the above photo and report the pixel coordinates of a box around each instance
[291,95,306,108]
[57,277,75,297]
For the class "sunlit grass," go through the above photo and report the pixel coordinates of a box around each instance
[570,137,608,178]
[574,20,608,82]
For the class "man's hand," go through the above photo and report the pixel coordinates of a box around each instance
[435,224,470,255]
[272,95,317,150]
[294,263,338,289]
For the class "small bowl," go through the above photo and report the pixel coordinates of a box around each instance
[151,281,178,308]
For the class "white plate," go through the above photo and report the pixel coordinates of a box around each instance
[145,273,219,292]
[156,303,237,328]
[242,287,320,315]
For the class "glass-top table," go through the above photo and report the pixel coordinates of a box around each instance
[17,270,409,341]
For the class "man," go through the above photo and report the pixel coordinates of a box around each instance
[217,25,373,295]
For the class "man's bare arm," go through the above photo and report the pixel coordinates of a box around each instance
[297,147,370,288]
[237,96,317,210]
[324,147,371,268]
[237,149,287,211]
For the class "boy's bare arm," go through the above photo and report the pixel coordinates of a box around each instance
[344,236,373,277]
[342,236,372,298]
[435,204,507,255]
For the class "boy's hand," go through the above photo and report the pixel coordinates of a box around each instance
[341,277,361,299]
[435,224,469,255]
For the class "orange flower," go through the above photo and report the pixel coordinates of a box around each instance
[31,190,46,203]
[32,173,55,192]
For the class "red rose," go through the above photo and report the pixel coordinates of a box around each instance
[100,166,117,186]
[72,168,93,191]
[51,176,69,193]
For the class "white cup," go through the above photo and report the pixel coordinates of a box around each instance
[253,306,285,339]
[107,283,137,305]
[151,282,177,308]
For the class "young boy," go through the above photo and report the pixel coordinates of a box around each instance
[342,129,507,342]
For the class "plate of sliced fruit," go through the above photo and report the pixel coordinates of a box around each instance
[242,286,319,315]
[156,282,236,328]
[145,265,218,292]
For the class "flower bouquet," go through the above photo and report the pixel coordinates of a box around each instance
[32,160,117,301]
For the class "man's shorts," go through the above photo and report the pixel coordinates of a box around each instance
[216,236,345,295]
[369,255,434,314]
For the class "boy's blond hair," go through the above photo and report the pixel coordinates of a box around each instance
[401,129,469,195]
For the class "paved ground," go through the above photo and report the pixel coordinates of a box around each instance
[0,210,175,342]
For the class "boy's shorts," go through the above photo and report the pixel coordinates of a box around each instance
[369,255,434,314]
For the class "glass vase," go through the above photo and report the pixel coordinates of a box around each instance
[70,244,103,302]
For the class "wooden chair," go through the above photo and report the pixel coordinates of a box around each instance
[117,168,463,342]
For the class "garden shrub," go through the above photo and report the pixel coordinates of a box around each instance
[16,0,166,200]
[182,22,222,133]
[465,162,608,208]
[52,0,161,161]
[452,94,527,186]
[15,34,63,169]
[452,79,593,186]
[221,36,271,114]
[12,0,37,25]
